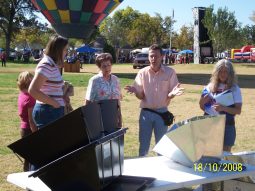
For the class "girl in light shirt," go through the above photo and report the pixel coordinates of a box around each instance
[29,35,69,129]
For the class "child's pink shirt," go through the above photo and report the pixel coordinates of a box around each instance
[18,91,35,129]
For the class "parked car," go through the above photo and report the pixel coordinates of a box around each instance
[133,53,149,69]
[9,49,17,61]
[21,49,31,62]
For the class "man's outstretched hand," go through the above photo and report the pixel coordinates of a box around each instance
[168,83,184,99]
[124,85,137,94]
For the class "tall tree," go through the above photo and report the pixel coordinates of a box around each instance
[100,7,140,47]
[174,25,193,50]
[154,13,175,48]
[203,5,239,54]
[100,7,140,62]
[100,7,175,49]
[0,0,36,56]
[127,13,160,47]
[127,13,173,47]
[239,25,255,46]
[14,23,54,50]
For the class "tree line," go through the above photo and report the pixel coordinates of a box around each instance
[0,1,255,57]
[203,5,255,54]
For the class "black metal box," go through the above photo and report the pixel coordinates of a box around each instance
[8,100,120,168]
[30,129,126,191]
[8,99,153,191]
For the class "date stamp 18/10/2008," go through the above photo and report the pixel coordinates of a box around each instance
[194,162,245,172]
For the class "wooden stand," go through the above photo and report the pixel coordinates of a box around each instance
[64,61,80,73]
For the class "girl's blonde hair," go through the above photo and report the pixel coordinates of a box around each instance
[17,71,34,90]
[209,59,237,92]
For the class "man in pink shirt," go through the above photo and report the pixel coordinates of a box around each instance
[125,44,184,156]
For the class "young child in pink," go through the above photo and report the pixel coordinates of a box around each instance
[17,71,37,171]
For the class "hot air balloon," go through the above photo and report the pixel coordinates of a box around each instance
[30,0,124,39]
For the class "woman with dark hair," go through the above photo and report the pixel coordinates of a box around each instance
[29,35,68,129]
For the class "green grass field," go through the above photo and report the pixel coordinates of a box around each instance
[1,62,255,190]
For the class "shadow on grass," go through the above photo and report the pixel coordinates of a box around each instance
[240,64,255,68]
[79,71,97,74]
[177,73,255,89]
[113,73,137,80]
[113,73,255,89]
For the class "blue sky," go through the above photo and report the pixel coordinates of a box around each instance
[111,0,255,31]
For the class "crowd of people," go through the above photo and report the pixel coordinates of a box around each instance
[16,35,242,171]
[163,53,193,64]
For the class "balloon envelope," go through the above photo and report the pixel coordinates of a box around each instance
[31,0,124,39]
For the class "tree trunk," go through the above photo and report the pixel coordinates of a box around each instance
[5,33,11,58]
[4,2,15,58]
[115,47,120,64]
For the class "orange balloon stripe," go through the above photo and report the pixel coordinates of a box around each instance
[30,0,41,10]
[42,10,55,23]
[94,0,110,13]
[95,13,107,25]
